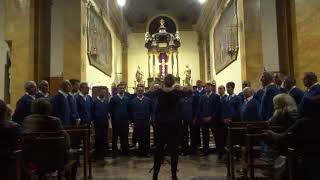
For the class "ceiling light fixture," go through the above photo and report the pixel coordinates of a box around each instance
[198,0,206,4]
[117,0,126,7]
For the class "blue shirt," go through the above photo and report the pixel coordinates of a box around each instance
[92,98,109,122]
[109,94,130,124]
[241,97,261,121]
[129,96,153,122]
[299,84,320,114]
[75,94,93,123]
[198,93,221,122]
[178,95,197,122]
[224,94,242,121]
[12,94,34,124]
[51,92,72,125]
[259,84,281,121]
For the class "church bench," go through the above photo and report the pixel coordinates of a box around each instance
[21,133,77,180]
[64,125,93,180]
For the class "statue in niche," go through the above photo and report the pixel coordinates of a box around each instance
[135,66,144,83]
[183,65,191,86]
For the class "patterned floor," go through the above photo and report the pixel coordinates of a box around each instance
[78,155,227,180]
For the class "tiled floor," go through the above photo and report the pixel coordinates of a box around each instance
[78,155,227,180]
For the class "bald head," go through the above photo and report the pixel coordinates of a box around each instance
[260,71,274,87]
[60,80,71,93]
[25,81,37,95]
[243,87,254,99]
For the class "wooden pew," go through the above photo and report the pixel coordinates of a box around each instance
[226,122,286,180]
[64,125,93,180]
[22,132,77,180]
[0,127,22,180]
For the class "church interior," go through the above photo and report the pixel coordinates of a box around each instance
[0,0,320,179]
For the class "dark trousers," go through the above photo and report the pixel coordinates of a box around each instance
[181,120,197,151]
[132,126,138,145]
[153,123,179,175]
[94,120,108,160]
[202,122,226,155]
[112,121,129,155]
[135,119,150,155]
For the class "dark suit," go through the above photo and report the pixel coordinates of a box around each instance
[254,88,264,104]
[68,94,80,124]
[240,97,261,121]
[92,98,109,160]
[299,84,320,114]
[51,92,72,125]
[129,96,153,155]
[259,84,281,121]
[238,92,245,104]
[75,94,92,124]
[198,93,222,153]
[288,87,304,106]
[224,94,242,121]
[109,95,130,155]
[178,94,198,152]
[12,94,35,124]
[192,89,206,147]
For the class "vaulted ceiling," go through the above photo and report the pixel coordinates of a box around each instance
[123,0,203,32]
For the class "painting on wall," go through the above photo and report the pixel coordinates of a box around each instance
[87,6,113,76]
[214,0,239,74]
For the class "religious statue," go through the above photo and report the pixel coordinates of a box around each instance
[183,65,192,86]
[145,32,151,43]
[135,66,144,83]
[175,31,181,41]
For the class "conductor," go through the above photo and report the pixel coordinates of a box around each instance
[151,74,184,180]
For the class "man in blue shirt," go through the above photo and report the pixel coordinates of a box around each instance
[240,87,261,121]
[12,81,37,124]
[75,82,92,125]
[198,83,222,156]
[238,81,251,103]
[179,86,197,155]
[92,87,109,164]
[109,82,130,158]
[51,80,73,125]
[129,85,153,156]
[225,82,242,122]
[259,71,281,121]
[299,72,320,114]
[283,76,304,106]
[218,85,228,102]
[192,80,205,148]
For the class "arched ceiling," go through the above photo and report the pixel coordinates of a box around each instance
[123,0,203,32]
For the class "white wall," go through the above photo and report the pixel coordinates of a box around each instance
[127,31,200,92]
[50,0,64,77]
[178,31,200,84]
[0,0,6,99]
[261,0,279,71]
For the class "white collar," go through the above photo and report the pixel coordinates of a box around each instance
[245,96,253,103]
[97,96,105,102]
[264,83,275,90]
[197,87,203,92]
[117,93,125,99]
[206,92,212,97]
[309,83,319,91]
[59,90,68,98]
[25,92,36,100]
[229,93,236,97]
[39,90,49,98]
[288,86,296,94]
[219,94,226,98]
[137,96,144,101]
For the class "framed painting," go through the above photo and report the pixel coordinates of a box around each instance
[214,0,239,74]
[87,5,113,76]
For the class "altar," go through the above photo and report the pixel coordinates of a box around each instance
[144,19,181,87]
